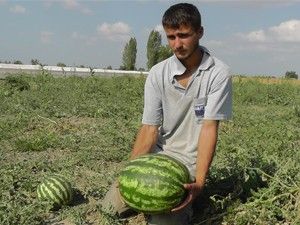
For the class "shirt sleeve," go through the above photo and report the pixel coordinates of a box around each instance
[142,70,163,125]
[204,67,232,120]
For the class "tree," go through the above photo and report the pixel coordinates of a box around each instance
[158,45,173,62]
[13,60,23,65]
[57,62,66,67]
[31,59,41,65]
[285,71,298,79]
[147,30,162,70]
[122,37,137,70]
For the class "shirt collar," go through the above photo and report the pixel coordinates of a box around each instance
[169,45,214,81]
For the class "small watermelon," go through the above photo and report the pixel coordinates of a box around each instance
[118,154,191,214]
[37,174,73,207]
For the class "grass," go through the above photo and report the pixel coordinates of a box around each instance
[0,73,299,225]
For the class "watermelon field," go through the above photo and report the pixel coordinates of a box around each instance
[0,73,299,225]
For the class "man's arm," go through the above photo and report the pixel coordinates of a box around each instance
[130,124,159,160]
[172,120,219,211]
[194,120,219,188]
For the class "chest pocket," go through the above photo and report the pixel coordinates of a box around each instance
[193,70,211,123]
[193,96,207,123]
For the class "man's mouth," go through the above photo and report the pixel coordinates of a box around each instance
[175,49,186,55]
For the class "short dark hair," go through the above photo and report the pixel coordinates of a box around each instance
[162,3,201,30]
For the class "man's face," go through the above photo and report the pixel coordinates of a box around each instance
[164,24,203,61]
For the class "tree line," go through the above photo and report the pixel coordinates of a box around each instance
[120,30,172,71]
[1,29,298,79]
[0,30,172,72]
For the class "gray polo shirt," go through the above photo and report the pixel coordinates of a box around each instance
[142,46,232,178]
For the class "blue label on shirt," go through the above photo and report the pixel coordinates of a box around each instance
[194,105,205,118]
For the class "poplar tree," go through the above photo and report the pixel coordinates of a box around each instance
[122,37,137,70]
[147,30,161,70]
[158,45,173,62]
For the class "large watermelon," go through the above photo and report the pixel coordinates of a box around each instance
[118,154,191,214]
[37,174,73,207]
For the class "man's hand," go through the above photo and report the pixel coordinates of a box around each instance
[171,182,203,212]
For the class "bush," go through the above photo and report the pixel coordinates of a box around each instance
[57,62,66,67]
[285,71,298,79]
[5,76,30,91]
[13,60,23,65]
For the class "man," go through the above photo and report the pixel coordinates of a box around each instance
[101,3,232,225]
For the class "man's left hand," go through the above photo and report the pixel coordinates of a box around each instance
[171,183,203,212]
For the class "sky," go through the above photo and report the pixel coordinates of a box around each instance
[1,0,300,77]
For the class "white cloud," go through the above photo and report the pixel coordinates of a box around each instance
[81,7,93,15]
[237,19,300,43]
[40,31,54,44]
[62,0,80,9]
[71,32,80,39]
[62,0,93,14]
[71,32,97,45]
[154,24,164,34]
[241,29,267,42]
[194,0,298,8]
[270,20,300,42]
[205,40,224,48]
[97,22,131,41]
[143,25,165,38]
[154,24,168,44]
[10,5,26,14]
[63,0,93,15]
[43,0,92,15]
[43,0,53,8]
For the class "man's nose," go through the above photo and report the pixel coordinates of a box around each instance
[174,37,183,49]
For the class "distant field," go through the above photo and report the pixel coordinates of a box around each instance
[0,74,299,225]
[233,76,300,85]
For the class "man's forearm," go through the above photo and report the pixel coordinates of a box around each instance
[130,124,159,160]
[195,120,219,186]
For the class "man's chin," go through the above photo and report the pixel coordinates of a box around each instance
[175,53,188,60]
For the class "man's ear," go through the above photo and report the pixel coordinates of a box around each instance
[197,26,204,39]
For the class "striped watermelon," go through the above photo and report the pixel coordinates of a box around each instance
[37,174,73,207]
[118,154,191,214]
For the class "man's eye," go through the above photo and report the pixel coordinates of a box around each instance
[178,34,190,38]
[167,36,175,40]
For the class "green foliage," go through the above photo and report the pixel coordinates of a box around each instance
[121,37,137,70]
[0,164,48,225]
[233,78,299,106]
[147,30,162,70]
[31,59,41,65]
[13,60,23,65]
[4,75,30,95]
[146,30,173,69]
[57,62,66,67]
[14,131,59,152]
[158,45,173,62]
[285,71,298,79]
[0,74,299,224]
